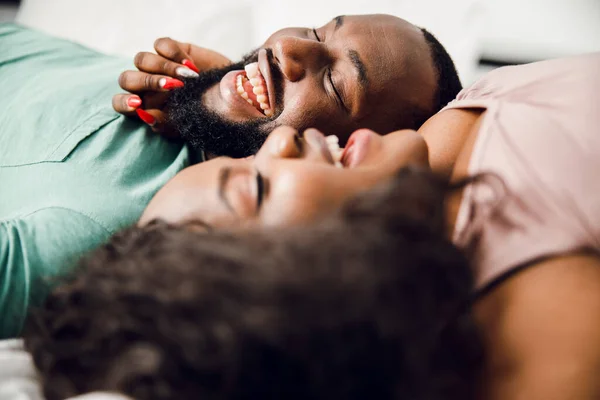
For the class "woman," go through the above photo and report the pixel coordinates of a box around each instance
[23,203,482,399]
[133,52,600,399]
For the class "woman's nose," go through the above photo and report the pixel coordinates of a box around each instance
[263,126,303,159]
[255,126,335,171]
[272,36,329,82]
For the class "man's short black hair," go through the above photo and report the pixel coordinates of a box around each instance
[421,28,462,113]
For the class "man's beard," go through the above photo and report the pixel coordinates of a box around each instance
[167,59,273,158]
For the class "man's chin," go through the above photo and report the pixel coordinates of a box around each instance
[166,58,272,157]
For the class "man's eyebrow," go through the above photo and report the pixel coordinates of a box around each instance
[348,49,368,89]
[330,16,368,91]
[333,15,344,31]
[217,167,235,213]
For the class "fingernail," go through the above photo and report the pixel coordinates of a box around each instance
[136,109,156,126]
[159,77,185,90]
[182,59,200,73]
[175,66,199,79]
[127,96,142,108]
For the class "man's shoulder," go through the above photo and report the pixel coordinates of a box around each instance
[0,207,113,338]
[2,207,112,268]
[0,113,190,238]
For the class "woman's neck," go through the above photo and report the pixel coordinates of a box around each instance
[417,108,486,238]
[417,108,485,181]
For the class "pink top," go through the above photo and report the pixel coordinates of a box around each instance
[443,53,600,290]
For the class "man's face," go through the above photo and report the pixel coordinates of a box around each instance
[168,14,437,157]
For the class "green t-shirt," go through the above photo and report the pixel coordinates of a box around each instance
[0,24,190,338]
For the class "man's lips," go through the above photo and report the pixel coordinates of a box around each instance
[341,129,373,168]
[258,48,278,117]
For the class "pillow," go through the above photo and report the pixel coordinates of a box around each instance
[16,0,485,83]
[480,0,600,63]
[15,0,253,61]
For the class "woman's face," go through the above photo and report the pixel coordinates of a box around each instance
[140,126,429,229]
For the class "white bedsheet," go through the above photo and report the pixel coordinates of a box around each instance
[0,339,42,400]
[0,340,130,400]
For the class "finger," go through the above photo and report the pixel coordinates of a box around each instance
[153,37,199,73]
[135,108,166,132]
[136,108,180,138]
[118,70,185,93]
[112,94,142,116]
[187,47,232,71]
[133,51,199,79]
[135,108,158,126]
[137,91,170,111]
[110,96,163,129]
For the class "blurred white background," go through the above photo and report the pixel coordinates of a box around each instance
[1,0,599,85]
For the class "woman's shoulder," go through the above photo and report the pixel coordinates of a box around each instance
[474,253,600,399]
[445,53,600,108]
[449,54,600,289]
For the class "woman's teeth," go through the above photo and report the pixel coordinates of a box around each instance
[236,62,273,117]
[326,135,344,168]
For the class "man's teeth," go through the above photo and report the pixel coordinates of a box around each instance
[235,62,273,117]
[244,62,259,77]
[235,75,249,100]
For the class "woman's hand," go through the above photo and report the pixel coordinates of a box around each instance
[113,37,231,135]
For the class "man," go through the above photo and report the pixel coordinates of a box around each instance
[0,14,460,338]
[114,14,461,157]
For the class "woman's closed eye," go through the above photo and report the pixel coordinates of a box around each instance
[311,27,347,112]
[312,27,322,42]
[255,171,266,210]
[218,167,266,217]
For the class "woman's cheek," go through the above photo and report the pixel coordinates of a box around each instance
[261,171,331,226]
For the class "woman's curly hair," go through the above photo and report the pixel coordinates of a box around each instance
[24,167,483,400]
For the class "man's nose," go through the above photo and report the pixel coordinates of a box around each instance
[272,36,330,82]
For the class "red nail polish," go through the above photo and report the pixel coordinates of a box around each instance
[182,59,200,74]
[127,97,142,108]
[136,109,156,126]
[162,77,184,90]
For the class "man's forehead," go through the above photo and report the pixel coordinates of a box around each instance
[331,15,434,130]
[326,14,416,32]
[336,16,418,89]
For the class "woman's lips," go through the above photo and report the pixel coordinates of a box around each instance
[341,129,373,168]
[219,70,266,120]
